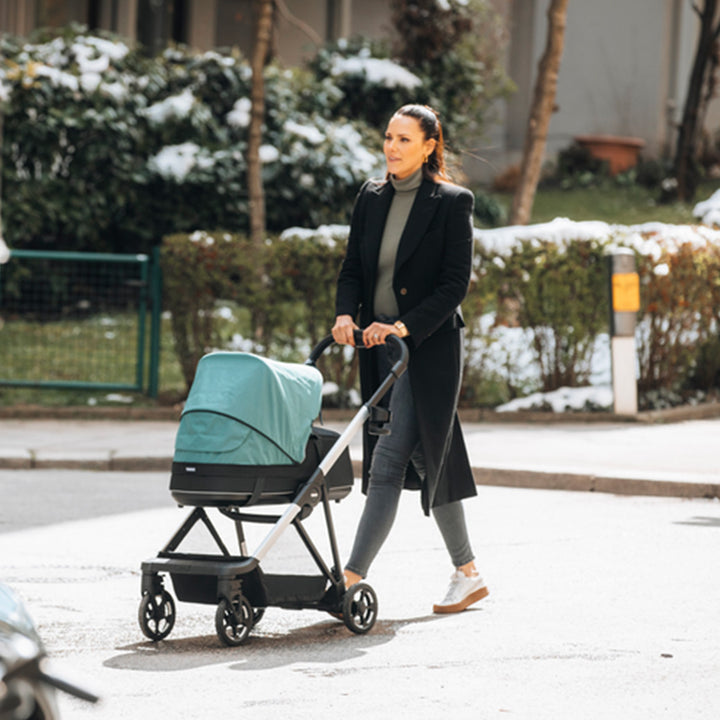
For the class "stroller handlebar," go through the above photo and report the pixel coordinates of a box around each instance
[307,332,409,378]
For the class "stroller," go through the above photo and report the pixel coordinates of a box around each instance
[139,333,408,646]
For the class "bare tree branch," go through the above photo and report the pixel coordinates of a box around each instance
[674,0,720,199]
[275,0,323,46]
[509,0,569,225]
[248,0,275,252]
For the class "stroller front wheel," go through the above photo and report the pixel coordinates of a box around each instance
[215,595,254,646]
[342,582,378,634]
[138,590,176,641]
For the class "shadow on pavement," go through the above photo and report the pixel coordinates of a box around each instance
[673,515,720,527]
[104,613,450,673]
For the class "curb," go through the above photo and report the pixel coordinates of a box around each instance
[2,455,718,500]
[471,467,720,500]
[0,401,719,423]
[0,455,173,472]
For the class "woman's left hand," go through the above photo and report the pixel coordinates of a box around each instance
[362,322,398,347]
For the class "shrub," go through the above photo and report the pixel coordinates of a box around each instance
[389,0,513,144]
[161,231,266,388]
[163,222,720,407]
[549,143,609,189]
[306,37,426,132]
[1,22,509,255]
[162,226,353,391]
[473,233,609,393]
[474,190,506,227]
[0,28,384,254]
[0,27,154,252]
[473,221,720,407]
[634,239,720,396]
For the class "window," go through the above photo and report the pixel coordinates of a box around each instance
[36,0,89,27]
[137,0,188,55]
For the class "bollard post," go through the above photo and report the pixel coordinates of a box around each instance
[606,248,639,415]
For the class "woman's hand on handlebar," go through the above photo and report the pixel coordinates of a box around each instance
[333,316,407,348]
[362,321,401,348]
[332,315,359,346]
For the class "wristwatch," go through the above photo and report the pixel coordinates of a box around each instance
[393,320,409,338]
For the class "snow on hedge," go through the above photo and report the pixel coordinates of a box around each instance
[475,216,720,260]
[0,234,9,264]
[227,97,252,128]
[329,54,422,89]
[10,34,130,97]
[693,188,720,227]
[283,213,720,258]
[148,142,213,181]
[279,224,350,248]
[142,88,196,124]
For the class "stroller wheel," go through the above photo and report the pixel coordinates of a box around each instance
[342,582,378,635]
[215,595,254,647]
[252,608,266,626]
[138,590,176,641]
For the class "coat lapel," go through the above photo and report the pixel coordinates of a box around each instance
[395,179,441,270]
[362,180,394,272]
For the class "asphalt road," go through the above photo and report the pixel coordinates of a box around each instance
[1,469,173,532]
[2,469,720,719]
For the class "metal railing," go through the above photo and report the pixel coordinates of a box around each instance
[0,248,161,396]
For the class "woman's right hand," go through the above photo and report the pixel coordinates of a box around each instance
[332,315,359,346]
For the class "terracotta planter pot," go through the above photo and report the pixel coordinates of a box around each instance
[574,134,645,175]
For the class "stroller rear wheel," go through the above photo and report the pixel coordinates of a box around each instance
[342,582,378,634]
[138,590,176,641]
[215,595,254,646]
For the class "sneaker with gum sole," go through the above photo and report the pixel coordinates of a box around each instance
[433,570,489,614]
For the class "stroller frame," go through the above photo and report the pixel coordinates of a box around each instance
[139,334,408,646]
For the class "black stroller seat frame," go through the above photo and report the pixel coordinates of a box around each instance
[139,334,409,646]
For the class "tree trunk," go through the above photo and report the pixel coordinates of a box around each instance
[510,0,569,226]
[674,0,720,202]
[247,0,274,251]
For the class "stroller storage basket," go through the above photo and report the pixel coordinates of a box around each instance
[171,425,353,507]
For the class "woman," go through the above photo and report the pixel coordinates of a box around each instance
[332,104,488,614]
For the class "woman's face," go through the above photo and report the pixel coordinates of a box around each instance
[383,114,436,180]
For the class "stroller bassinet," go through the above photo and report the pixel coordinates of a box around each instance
[139,335,408,647]
[170,351,353,507]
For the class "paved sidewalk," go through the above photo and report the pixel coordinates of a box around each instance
[0,416,718,498]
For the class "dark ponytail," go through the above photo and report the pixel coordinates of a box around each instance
[393,104,450,182]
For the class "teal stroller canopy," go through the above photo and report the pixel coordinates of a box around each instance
[174,352,323,466]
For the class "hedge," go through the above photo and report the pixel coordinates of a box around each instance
[162,222,720,408]
[0,20,510,255]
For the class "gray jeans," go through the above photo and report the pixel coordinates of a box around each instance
[346,354,475,578]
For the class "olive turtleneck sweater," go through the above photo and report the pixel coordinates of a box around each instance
[373,168,423,318]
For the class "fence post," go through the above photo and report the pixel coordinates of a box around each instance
[606,248,639,415]
[147,246,162,398]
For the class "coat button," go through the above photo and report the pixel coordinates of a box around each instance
[400,287,408,295]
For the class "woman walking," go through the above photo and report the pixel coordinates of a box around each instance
[332,104,487,613]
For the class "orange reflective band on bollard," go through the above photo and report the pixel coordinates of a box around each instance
[611,272,640,313]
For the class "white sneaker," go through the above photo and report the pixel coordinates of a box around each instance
[433,570,489,614]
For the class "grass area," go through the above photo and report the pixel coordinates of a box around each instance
[0,314,186,408]
[485,179,720,227]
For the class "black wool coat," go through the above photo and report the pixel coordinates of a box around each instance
[335,176,477,515]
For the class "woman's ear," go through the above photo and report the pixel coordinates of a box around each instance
[425,137,437,158]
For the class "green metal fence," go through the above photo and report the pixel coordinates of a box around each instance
[0,248,162,396]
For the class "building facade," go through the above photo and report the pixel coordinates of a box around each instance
[2,0,718,183]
